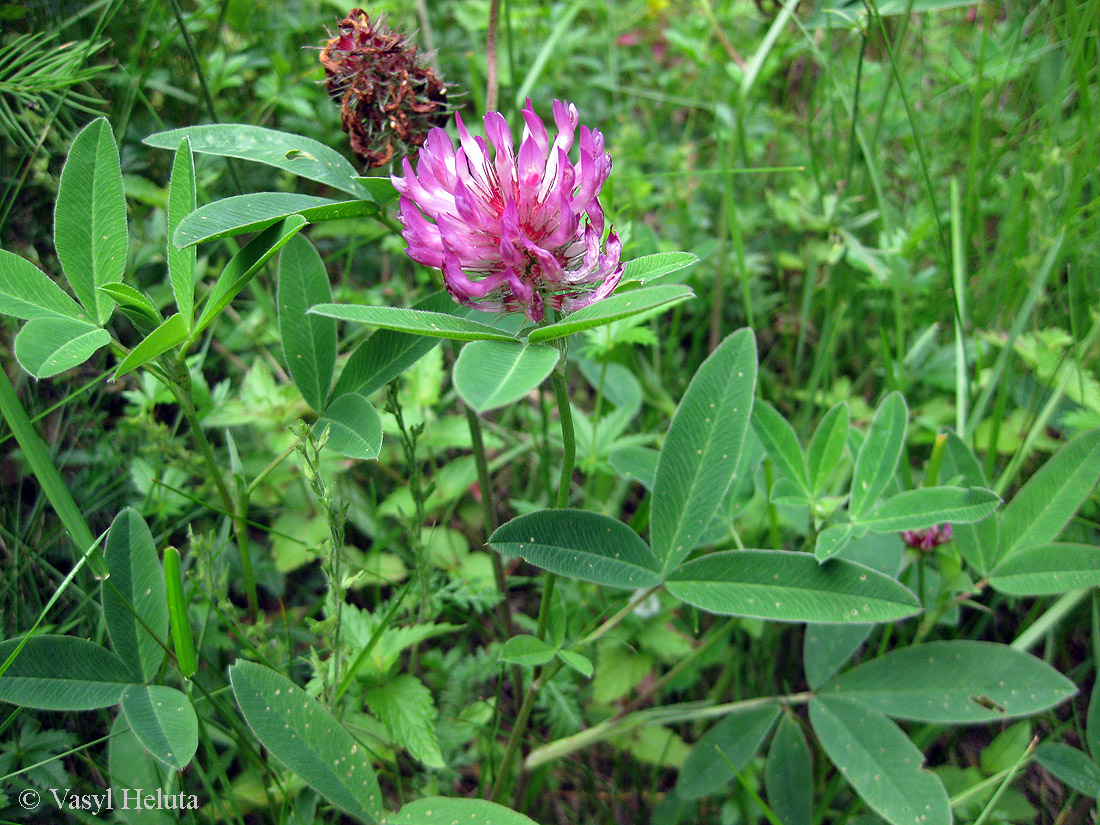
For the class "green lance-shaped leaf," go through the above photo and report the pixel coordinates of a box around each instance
[765,714,813,825]
[352,176,398,206]
[362,673,444,769]
[309,303,519,342]
[453,340,559,413]
[652,328,757,573]
[810,694,951,825]
[175,193,377,248]
[989,543,1100,595]
[55,117,127,325]
[489,509,663,589]
[752,399,809,494]
[99,283,162,326]
[803,622,873,692]
[807,402,849,496]
[104,508,167,683]
[499,635,557,668]
[526,284,694,344]
[675,702,780,800]
[0,249,86,320]
[854,486,1001,533]
[941,431,1000,575]
[824,640,1076,723]
[1036,743,1100,797]
[814,523,855,563]
[113,314,189,379]
[317,392,383,461]
[997,428,1100,566]
[108,714,177,825]
[389,797,543,825]
[849,392,908,519]
[278,235,336,411]
[665,550,920,623]
[120,685,198,771]
[0,635,134,710]
[167,138,196,330]
[619,251,700,286]
[144,124,365,198]
[228,660,384,824]
[164,547,197,678]
[15,317,111,378]
[190,215,306,342]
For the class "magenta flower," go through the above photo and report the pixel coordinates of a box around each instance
[900,523,953,552]
[392,99,622,322]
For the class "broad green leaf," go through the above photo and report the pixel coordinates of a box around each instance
[854,486,1000,532]
[526,285,694,343]
[278,235,336,411]
[557,650,594,678]
[489,509,662,589]
[752,400,809,493]
[453,340,559,413]
[144,125,364,197]
[113,314,188,379]
[989,543,1100,595]
[499,636,557,667]
[352,176,398,206]
[331,292,461,401]
[803,623,873,690]
[310,303,519,342]
[175,193,376,247]
[191,216,307,341]
[120,684,198,771]
[56,117,126,324]
[108,715,177,825]
[609,445,659,489]
[810,695,951,825]
[814,523,855,563]
[0,635,133,709]
[317,392,382,460]
[849,393,907,519]
[228,660,384,823]
[15,317,111,378]
[104,508,167,683]
[0,249,86,320]
[808,402,849,495]
[998,428,1100,564]
[652,328,757,573]
[770,477,810,505]
[675,703,780,799]
[1035,743,1100,797]
[825,641,1076,723]
[1088,678,1100,762]
[941,432,999,575]
[765,714,813,825]
[98,283,162,325]
[665,550,920,623]
[167,138,196,329]
[619,251,700,285]
[363,673,444,769]
[389,797,542,825]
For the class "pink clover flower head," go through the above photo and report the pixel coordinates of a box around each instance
[392,98,622,322]
[900,523,953,552]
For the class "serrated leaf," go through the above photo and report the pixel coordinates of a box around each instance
[1035,743,1100,796]
[56,117,126,324]
[167,138,196,330]
[388,797,542,825]
[810,694,951,825]
[0,636,133,710]
[619,251,700,285]
[104,508,167,683]
[0,249,86,320]
[489,509,662,589]
[499,636,557,667]
[854,486,1000,532]
[120,685,198,771]
[310,303,518,342]
[752,400,809,493]
[526,285,694,343]
[849,393,907,518]
[765,714,813,825]
[228,660,384,823]
[675,703,780,799]
[175,193,376,247]
[363,673,444,769]
[808,402,849,495]
[989,543,1100,595]
[665,550,920,623]
[453,340,559,413]
[113,314,188,379]
[15,317,110,378]
[652,328,757,573]
[997,428,1100,565]
[145,125,364,197]
[317,392,382,460]
[278,235,335,411]
[825,641,1076,723]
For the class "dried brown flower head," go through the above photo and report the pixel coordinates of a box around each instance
[320,9,448,168]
